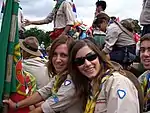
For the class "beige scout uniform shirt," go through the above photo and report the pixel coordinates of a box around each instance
[37,75,83,113]
[94,71,140,113]
[45,1,75,29]
[103,23,135,54]
[23,57,50,89]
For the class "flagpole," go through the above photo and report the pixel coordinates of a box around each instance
[2,0,19,112]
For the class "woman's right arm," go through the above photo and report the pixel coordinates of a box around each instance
[3,92,43,109]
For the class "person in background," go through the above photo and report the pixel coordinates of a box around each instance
[76,24,87,40]
[95,0,107,17]
[92,12,110,49]
[69,39,143,113]
[18,6,25,39]
[3,36,83,113]
[140,0,150,36]
[138,33,150,112]
[109,16,117,25]
[20,36,50,89]
[24,0,75,40]
[102,18,136,68]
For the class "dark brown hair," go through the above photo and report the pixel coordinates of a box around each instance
[96,0,106,11]
[92,13,110,28]
[68,39,114,108]
[48,35,74,77]
[140,33,150,44]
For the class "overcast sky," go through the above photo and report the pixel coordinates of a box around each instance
[0,0,143,31]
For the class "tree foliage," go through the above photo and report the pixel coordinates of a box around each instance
[24,27,52,48]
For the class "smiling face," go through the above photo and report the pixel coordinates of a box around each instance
[75,46,100,79]
[140,40,150,70]
[52,44,68,74]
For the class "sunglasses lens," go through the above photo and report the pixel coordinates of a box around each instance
[74,57,85,66]
[87,54,97,61]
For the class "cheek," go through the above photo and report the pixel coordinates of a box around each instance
[94,59,100,70]
[77,66,84,73]
[64,57,68,63]
[140,53,144,59]
[52,57,55,65]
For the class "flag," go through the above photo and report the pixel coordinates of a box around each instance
[0,0,19,110]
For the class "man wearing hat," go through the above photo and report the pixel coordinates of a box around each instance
[95,0,107,17]
[20,36,50,89]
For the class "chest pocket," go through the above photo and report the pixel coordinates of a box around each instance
[95,87,107,112]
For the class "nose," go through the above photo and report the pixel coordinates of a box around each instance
[143,50,150,57]
[84,59,91,66]
[55,55,61,63]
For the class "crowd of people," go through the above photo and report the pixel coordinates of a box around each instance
[2,0,150,113]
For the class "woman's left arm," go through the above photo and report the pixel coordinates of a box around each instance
[40,80,80,113]
[105,73,140,113]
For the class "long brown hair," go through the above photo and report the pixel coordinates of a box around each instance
[68,39,114,107]
[48,35,74,77]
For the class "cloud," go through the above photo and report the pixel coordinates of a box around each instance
[0,0,143,31]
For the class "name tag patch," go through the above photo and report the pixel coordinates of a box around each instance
[117,89,126,99]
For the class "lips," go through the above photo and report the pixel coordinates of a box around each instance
[143,59,150,64]
[85,68,95,73]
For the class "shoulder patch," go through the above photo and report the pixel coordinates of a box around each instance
[64,80,71,86]
[117,89,126,99]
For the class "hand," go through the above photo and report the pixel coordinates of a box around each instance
[29,107,43,113]
[3,99,16,109]
[24,19,32,26]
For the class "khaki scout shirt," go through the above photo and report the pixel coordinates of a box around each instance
[94,71,140,113]
[37,75,83,113]
[45,1,75,29]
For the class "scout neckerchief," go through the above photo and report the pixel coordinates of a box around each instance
[53,0,65,27]
[51,71,68,103]
[142,72,150,111]
[84,70,112,113]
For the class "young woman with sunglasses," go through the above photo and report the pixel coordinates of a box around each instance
[69,39,141,113]
[3,36,83,113]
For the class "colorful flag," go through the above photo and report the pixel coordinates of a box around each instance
[0,0,19,109]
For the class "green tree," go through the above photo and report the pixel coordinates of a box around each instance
[24,27,52,48]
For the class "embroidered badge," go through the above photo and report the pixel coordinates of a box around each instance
[53,94,59,103]
[64,80,71,86]
[117,89,126,99]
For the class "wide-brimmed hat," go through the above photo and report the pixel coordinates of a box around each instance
[19,36,42,57]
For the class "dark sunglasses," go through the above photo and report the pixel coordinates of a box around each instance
[74,53,98,66]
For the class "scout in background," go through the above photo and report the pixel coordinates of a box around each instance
[24,0,76,40]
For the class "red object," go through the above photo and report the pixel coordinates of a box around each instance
[49,28,64,40]
[8,93,30,113]
[134,33,140,43]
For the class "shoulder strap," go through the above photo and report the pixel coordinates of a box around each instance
[123,70,144,113]
[53,1,65,27]
[114,21,134,39]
